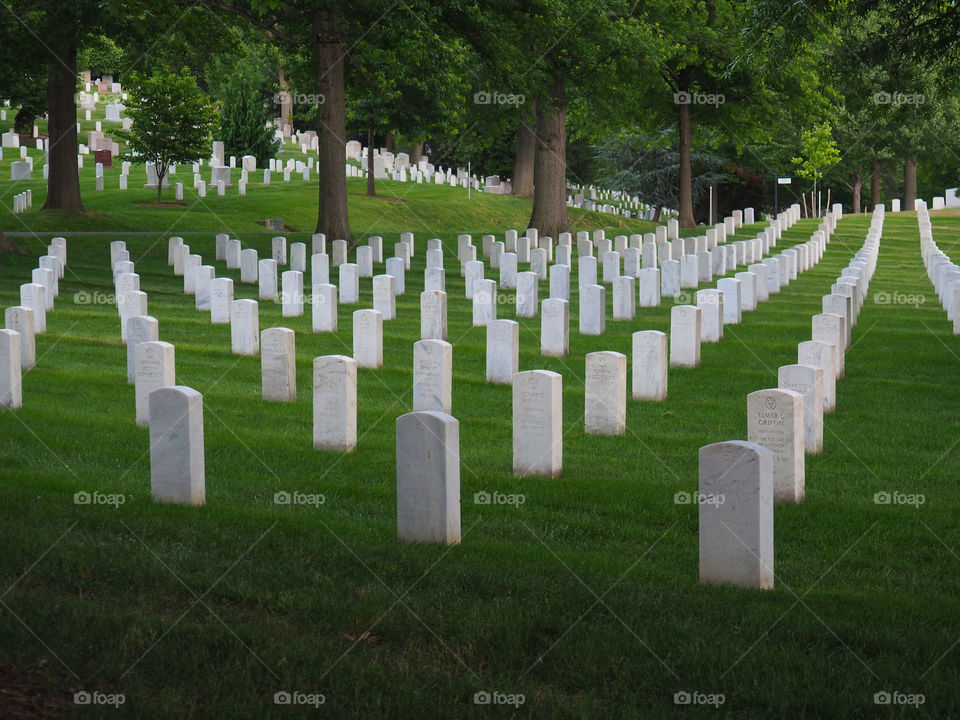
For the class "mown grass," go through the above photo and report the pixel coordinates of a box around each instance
[1,183,959,718]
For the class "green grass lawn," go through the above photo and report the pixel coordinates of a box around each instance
[1,163,960,717]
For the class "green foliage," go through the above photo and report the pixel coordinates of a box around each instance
[78,34,127,77]
[218,70,278,166]
[115,66,218,200]
[791,122,841,183]
[595,130,727,210]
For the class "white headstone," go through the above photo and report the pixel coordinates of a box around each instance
[486,319,518,384]
[231,299,259,355]
[778,364,824,453]
[0,329,22,409]
[210,278,233,324]
[413,339,452,414]
[631,330,667,401]
[747,388,804,503]
[584,351,626,435]
[669,305,701,367]
[149,386,205,505]
[541,298,569,357]
[396,411,461,544]
[697,289,723,343]
[798,340,836,413]
[261,328,296,401]
[312,284,338,333]
[258,259,278,300]
[339,263,359,304]
[4,307,34,370]
[579,284,606,335]
[352,309,383,368]
[126,315,158,384]
[420,290,447,340]
[313,355,357,452]
[699,440,774,589]
[135,341,175,427]
[513,370,562,477]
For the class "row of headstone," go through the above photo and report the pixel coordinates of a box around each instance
[672,219,832,368]
[697,210,882,589]
[0,238,66,409]
[918,203,960,333]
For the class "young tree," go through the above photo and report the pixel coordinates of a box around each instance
[116,67,217,203]
[792,122,841,217]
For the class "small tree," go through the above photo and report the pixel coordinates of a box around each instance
[792,122,841,217]
[116,67,217,203]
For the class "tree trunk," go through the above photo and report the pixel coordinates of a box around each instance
[528,77,569,239]
[157,166,166,204]
[512,106,535,198]
[366,121,375,197]
[43,43,84,211]
[410,142,424,166]
[653,205,663,222]
[313,9,351,241]
[870,160,880,210]
[851,173,862,215]
[278,69,293,134]
[677,100,695,228]
[904,156,918,211]
[385,130,394,153]
[14,109,35,135]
